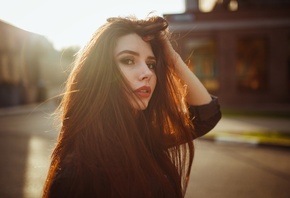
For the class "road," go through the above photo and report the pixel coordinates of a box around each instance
[0,109,289,198]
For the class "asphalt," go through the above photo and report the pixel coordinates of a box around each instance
[0,101,290,148]
[0,101,290,198]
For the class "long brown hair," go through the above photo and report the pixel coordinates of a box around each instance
[43,15,194,198]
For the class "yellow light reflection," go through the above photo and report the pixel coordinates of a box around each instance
[229,0,238,11]
[199,0,217,12]
[23,136,52,197]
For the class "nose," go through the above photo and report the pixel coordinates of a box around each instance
[139,63,153,81]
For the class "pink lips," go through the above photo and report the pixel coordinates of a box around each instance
[133,86,152,98]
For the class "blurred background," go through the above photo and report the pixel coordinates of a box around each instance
[1,0,290,108]
[0,0,290,198]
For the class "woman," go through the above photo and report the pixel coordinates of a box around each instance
[43,15,221,198]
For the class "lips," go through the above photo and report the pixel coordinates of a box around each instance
[133,86,152,98]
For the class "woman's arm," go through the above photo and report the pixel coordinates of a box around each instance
[189,96,221,138]
[163,38,221,139]
[174,55,212,105]
[163,39,212,105]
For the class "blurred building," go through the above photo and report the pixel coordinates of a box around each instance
[0,20,70,107]
[164,0,290,107]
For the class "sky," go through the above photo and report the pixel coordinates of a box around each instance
[0,0,187,50]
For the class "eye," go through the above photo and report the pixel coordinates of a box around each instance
[147,62,156,70]
[120,58,134,65]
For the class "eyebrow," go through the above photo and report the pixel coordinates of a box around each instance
[116,50,138,56]
[116,50,156,60]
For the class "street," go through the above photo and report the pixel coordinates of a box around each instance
[186,140,290,198]
[0,109,289,198]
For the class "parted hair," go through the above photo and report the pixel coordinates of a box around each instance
[43,15,194,198]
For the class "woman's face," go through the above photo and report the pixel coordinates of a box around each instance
[114,33,157,110]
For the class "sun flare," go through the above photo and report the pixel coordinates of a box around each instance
[0,0,184,50]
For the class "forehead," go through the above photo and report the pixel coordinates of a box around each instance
[114,33,154,56]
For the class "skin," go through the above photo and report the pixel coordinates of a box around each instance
[162,39,212,105]
[115,33,157,110]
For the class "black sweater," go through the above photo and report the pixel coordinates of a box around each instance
[48,96,221,198]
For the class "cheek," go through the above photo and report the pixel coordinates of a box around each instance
[119,67,135,84]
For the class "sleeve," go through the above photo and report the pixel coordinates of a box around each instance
[188,95,222,139]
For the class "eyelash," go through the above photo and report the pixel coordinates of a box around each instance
[120,58,134,65]
[120,58,156,70]
[147,62,156,70]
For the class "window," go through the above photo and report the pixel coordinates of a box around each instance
[236,37,268,91]
[185,38,219,91]
[287,36,290,93]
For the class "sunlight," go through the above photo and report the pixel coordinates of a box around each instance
[23,136,52,197]
[199,0,217,12]
[0,0,184,50]
[229,0,238,11]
